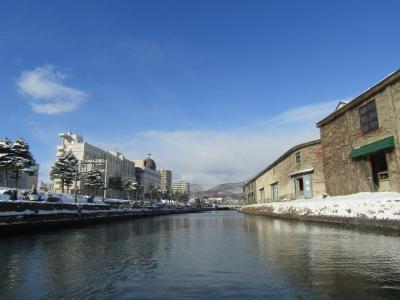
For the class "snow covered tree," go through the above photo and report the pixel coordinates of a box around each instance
[0,138,13,187]
[123,180,137,200]
[84,169,103,197]
[10,138,35,188]
[50,151,79,193]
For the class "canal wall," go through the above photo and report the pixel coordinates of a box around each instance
[239,192,400,231]
[0,201,204,234]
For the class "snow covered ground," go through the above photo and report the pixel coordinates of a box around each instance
[0,188,104,204]
[244,192,400,221]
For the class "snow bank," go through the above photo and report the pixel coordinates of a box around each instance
[244,192,400,221]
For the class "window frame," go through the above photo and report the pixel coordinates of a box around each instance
[359,100,379,133]
[295,151,301,163]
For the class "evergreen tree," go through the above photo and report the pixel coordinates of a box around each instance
[172,191,189,203]
[84,169,103,197]
[0,138,13,187]
[162,189,171,201]
[10,138,35,188]
[108,175,123,198]
[50,151,79,193]
[108,175,123,190]
[123,180,137,200]
[145,183,157,200]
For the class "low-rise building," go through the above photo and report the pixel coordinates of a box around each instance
[244,140,325,203]
[317,70,400,195]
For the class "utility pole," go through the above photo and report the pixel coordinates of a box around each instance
[103,157,108,200]
[74,160,82,203]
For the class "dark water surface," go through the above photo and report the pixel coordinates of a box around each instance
[1,211,400,299]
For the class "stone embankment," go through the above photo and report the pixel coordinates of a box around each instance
[239,192,400,231]
[0,201,204,234]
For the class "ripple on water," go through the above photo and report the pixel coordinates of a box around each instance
[0,212,400,299]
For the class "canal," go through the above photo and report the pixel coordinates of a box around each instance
[1,211,400,299]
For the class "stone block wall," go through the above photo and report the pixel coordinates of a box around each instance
[253,141,325,203]
[320,78,400,195]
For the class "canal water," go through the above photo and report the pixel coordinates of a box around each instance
[1,211,400,299]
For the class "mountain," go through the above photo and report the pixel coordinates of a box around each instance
[190,182,245,200]
[190,184,205,193]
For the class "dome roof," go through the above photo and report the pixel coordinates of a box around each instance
[144,157,156,170]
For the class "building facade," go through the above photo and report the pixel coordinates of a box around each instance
[54,132,136,197]
[172,180,190,195]
[134,156,161,188]
[0,164,39,190]
[243,177,257,205]
[317,70,400,196]
[244,140,325,203]
[159,169,172,192]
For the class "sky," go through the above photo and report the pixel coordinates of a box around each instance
[1,0,399,187]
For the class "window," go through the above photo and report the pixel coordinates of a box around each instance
[359,100,379,133]
[295,152,301,163]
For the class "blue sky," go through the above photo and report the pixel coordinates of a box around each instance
[1,0,399,186]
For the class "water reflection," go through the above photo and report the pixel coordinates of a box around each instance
[245,214,400,299]
[0,212,399,299]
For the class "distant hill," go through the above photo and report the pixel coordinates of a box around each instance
[190,183,205,193]
[190,182,245,200]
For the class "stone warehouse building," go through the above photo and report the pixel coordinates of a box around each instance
[317,70,400,196]
[244,140,326,204]
[243,178,257,205]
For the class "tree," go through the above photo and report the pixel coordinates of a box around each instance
[50,151,79,193]
[172,191,189,203]
[162,189,171,201]
[10,138,35,188]
[123,180,137,200]
[0,138,13,187]
[84,169,103,197]
[108,175,123,198]
[145,183,157,200]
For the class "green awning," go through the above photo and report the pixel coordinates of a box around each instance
[350,136,395,159]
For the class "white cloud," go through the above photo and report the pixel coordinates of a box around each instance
[93,101,337,187]
[272,101,339,125]
[17,64,88,114]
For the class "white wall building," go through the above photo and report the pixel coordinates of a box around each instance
[54,132,136,197]
[159,169,172,192]
[172,180,190,195]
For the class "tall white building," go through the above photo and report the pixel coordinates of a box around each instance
[159,169,172,192]
[54,132,136,197]
[172,180,190,195]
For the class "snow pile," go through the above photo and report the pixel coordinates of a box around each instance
[245,192,400,221]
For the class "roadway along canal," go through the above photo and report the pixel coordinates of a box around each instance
[0,211,400,299]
